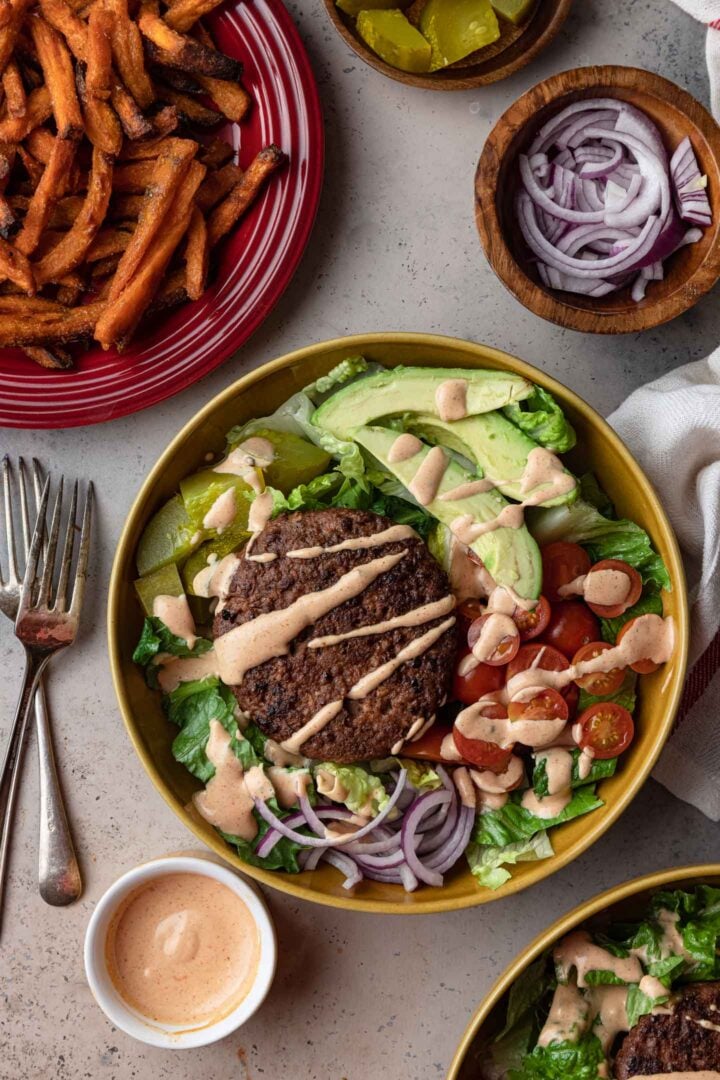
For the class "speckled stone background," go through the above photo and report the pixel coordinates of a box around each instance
[2,1,719,1078]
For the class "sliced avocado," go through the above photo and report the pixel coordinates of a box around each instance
[406,412,577,508]
[337,0,410,14]
[134,563,185,616]
[228,428,331,494]
[136,495,204,577]
[420,0,500,72]
[355,10,432,74]
[312,366,533,441]
[491,0,535,25]
[355,426,541,599]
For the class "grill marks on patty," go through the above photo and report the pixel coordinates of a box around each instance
[212,508,457,763]
[614,982,720,1077]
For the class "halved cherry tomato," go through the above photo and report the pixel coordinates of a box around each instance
[506,642,569,682]
[585,559,642,618]
[453,707,513,773]
[565,682,579,719]
[452,650,505,705]
[507,688,568,724]
[617,618,660,674]
[577,702,634,758]
[541,542,591,602]
[513,595,551,641]
[542,600,600,659]
[401,724,473,766]
[467,614,520,666]
[572,642,625,696]
[457,597,486,637]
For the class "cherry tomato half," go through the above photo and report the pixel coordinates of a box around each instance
[506,642,570,683]
[453,707,513,773]
[507,688,569,724]
[452,650,505,705]
[467,614,520,666]
[585,559,642,618]
[572,642,625,696]
[617,618,660,674]
[577,702,634,759]
[542,600,600,659]
[401,724,472,766]
[513,596,551,641]
[457,597,486,638]
[565,682,580,720]
[541,542,591,602]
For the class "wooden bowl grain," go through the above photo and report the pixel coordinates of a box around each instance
[475,66,720,333]
[322,0,572,91]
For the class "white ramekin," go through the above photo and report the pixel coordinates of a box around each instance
[84,855,277,1048]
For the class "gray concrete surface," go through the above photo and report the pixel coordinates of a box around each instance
[1,1,719,1077]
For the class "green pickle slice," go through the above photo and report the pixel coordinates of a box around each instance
[337,0,410,14]
[181,519,251,595]
[356,10,432,73]
[136,495,203,577]
[490,0,534,25]
[179,469,256,533]
[420,0,500,71]
[134,563,185,616]
[237,429,331,494]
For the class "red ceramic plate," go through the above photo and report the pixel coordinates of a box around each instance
[0,0,323,430]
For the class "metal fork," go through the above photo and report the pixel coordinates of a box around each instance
[0,465,92,935]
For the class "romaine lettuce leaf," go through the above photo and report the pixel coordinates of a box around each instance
[502,386,576,454]
[371,757,442,791]
[600,590,664,644]
[483,955,555,1077]
[509,1033,605,1080]
[132,615,211,666]
[532,750,617,798]
[577,671,637,716]
[467,832,554,890]
[625,982,669,1028]
[473,787,603,848]
[220,796,310,874]
[164,676,259,781]
[314,762,389,817]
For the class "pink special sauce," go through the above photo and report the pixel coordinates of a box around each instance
[105,873,260,1027]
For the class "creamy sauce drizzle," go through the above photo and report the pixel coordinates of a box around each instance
[307,595,455,649]
[520,747,575,819]
[285,524,417,560]
[193,721,256,840]
[408,445,449,506]
[435,378,468,421]
[447,536,496,602]
[439,478,496,501]
[244,491,275,562]
[555,930,643,987]
[388,433,423,463]
[560,568,632,606]
[105,872,260,1027]
[470,611,517,664]
[214,550,407,686]
[157,648,220,693]
[214,437,274,493]
[539,982,590,1047]
[202,486,237,534]
[152,594,197,649]
[192,552,240,600]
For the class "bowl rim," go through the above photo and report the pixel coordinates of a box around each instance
[83,854,277,1048]
[447,861,720,1078]
[321,0,573,91]
[475,64,720,333]
[108,331,689,915]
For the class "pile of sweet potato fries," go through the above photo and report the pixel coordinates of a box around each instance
[0,0,287,368]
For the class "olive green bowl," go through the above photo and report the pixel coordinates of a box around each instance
[108,333,688,915]
[448,863,720,1078]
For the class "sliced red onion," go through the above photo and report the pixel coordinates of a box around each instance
[400,790,454,887]
[321,849,363,890]
[424,805,476,875]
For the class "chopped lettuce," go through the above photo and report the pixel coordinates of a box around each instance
[164,676,258,781]
[132,615,211,666]
[314,762,389,817]
[466,832,554,891]
[371,757,442,791]
[527,498,671,591]
[625,982,669,1028]
[577,670,637,716]
[509,1034,605,1080]
[483,956,554,1077]
[220,796,310,874]
[502,386,576,454]
[473,787,603,848]
[600,589,664,643]
[532,750,616,798]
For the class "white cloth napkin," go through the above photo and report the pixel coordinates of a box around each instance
[670,0,720,119]
[608,350,720,820]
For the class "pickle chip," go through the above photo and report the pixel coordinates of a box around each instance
[356,9,432,73]
[419,0,501,72]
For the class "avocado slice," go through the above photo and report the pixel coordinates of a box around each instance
[406,412,577,508]
[356,10,432,74]
[312,366,533,442]
[420,0,500,72]
[355,426,541,599]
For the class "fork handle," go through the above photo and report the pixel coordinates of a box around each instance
[35,679,82,906]
[0,650,50,939]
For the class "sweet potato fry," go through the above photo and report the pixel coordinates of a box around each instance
[23,344,74,368]
[0,235,34,292]
[86,224,131,260]
[0,84,52,140]
[30,16,84,138]
[195,72,249,123]
[15,135,77,254]
[107,192,143,219]
[150,265,186,309]
[207,145,285,246]
[154,84,219,127]
[76,61,122,153]
[0,299,103,343]
[46,194,84,226]
[138,7,240,80]
[34,145,113,284]
[147,57,199,94]
[163,0,223,33]
[89,250,120,276]
[0,0,13,31]
[183,204,206,300]
[0,199,14,236]
[118,132,171,160]
[147,102,177,137]
[107,135,196,299]
[197,136,233,169]
[195,160,242,212]
[86,0,111,97]
[107,0,153,108]
[112,157,157,191]
[17,144,43,185]
[2,59,25,115]
[25,126,55,162]
[38,0,88,59]
[0,0,32,76]
[110,77,151,138]
[94,156,204,347]
[55,272,84,303]
[0,293,65,311]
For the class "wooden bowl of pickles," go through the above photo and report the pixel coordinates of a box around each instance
[322,0,573,90]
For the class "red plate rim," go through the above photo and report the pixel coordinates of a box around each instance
[0,0,324,430]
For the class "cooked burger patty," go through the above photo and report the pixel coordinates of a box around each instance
[614,982,720,1077]
[213,508,457,763]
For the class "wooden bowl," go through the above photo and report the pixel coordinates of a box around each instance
[322,0,573,91]
[108,332,688,915]
[476,66,720,333]
[448,863,720,1078]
